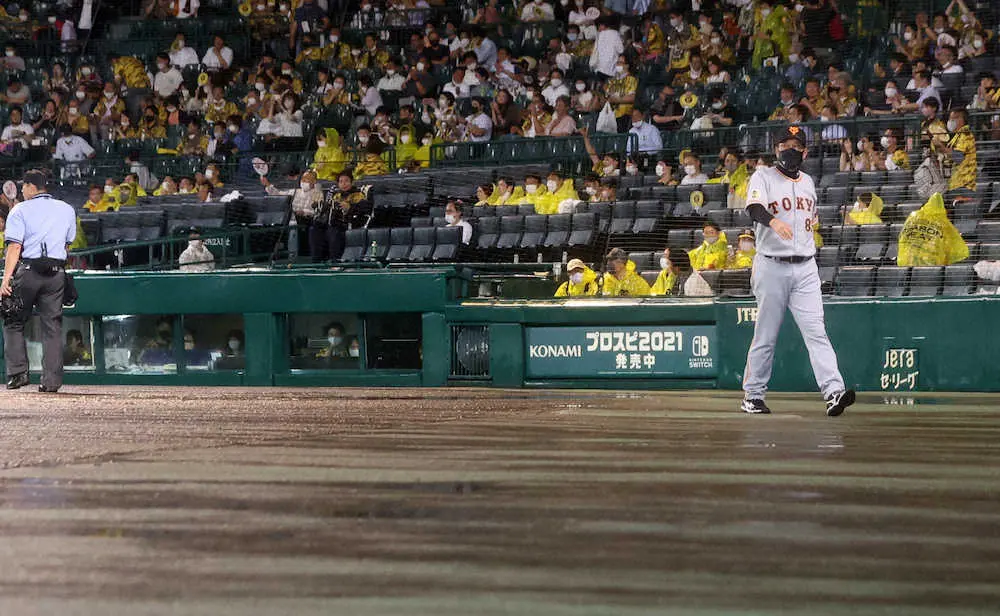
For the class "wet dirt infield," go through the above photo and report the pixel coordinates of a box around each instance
[0,387,998,615]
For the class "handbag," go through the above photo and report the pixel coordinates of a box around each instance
[596,102,617,134]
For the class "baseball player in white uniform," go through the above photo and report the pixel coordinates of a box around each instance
[741,127,855,417]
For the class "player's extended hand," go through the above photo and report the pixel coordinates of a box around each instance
[0,279,12,297]
[770,218,794,241]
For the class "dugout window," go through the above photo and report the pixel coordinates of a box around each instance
[287,313,363,370]
[364,313,422,370]
[102,314,178,374]
[181,315,247,371]
[24,315,96,372]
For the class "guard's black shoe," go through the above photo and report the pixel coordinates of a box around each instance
[825,390,856,417]
[741,398,771,414]
[38,385,60,393]
[6,372,29,390]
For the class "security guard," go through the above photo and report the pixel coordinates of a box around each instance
[1,170,77,393]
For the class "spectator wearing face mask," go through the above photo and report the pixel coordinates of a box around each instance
[726,230,757,269]
[461,97,493,143]
[541,69,569,106]
[627,108,662,155]
[0,45,25,71]
[316,323,349,359]
[679,153,708,185]
[555,258,599,297]
[311,128,347,180]
[602,248,651,297]
[444,200,473,245]
[222,330,245,358]
[515,174,547,205]
[153,176,178,196]
[535,95,574,137]
[376,59,406,92]
[650,247,686,296]
[356,74,383,116]
[262,169,323,222]
[580,126,620,177]
[152,53,183,98]
[942,108,977,192]
[535,171,579,215]
[688,221,728,271]
[845,192,884,226]
[83,184,115,213]
[170,34,200,67]
[604,55,637,130]
[202,34,234,72]
[178,120,209,157]
[178,230,216,272]
[918,98,949,156]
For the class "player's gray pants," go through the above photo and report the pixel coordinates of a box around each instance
[3,265,66,388]
[743,254,845,400]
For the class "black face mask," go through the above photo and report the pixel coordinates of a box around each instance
[777,147,804,175]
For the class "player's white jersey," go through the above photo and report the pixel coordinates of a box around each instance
[744,166,818,258]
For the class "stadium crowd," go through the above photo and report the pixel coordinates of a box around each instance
[0,0,997,295]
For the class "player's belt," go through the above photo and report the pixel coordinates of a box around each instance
[765,255,813,264]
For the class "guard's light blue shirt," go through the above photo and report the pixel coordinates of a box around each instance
[627,121,663,154]
[4,193,77,260]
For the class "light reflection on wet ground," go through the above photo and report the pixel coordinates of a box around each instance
[0,387,998,615]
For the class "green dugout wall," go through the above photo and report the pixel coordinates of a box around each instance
[1,268,996,393]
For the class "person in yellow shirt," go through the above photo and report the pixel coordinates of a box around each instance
[602,248,651,297]
[638,18,666,60]
[487,177,524,206]
[412,133,434,169]
[82,185,116,212]
[942,109,977,191]
[205,86,240,125]
[123,173,148,198]
[353,143,389,179]
[726,230,756,269]
[312,127,348,180]
[534,171,580,215]
[688,222,729,270]
[603,56,638,126]
[554,259,599,297]
[650,247,678,296]
[111,55,151,89]
[846,193,884,225]
[113,182,139,208]
[896,192,969,267]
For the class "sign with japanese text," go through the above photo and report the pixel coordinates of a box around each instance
[524,326,717,378]
[879,348,920,391]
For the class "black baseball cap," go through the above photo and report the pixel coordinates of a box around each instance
[23,170,48,189]
[776,125,807,146]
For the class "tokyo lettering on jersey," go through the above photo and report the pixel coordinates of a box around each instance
[744,166,818,258]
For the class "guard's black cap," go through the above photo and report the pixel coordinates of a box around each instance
[776,125,807,146]
[22,169,48,190]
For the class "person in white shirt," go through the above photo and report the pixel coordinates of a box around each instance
[445,200,473,245]
[261,170,323,221]
[277,93,303,137]
[590,17,624,79]
[256,102,283,139]
[174,0,200,19]
[462,98,493,143]
[819,105,848,142]
[0,107,33,147]
[179,232,215,272]
[376,59,405,92]
[201,35,234,71]
[357,75,383,116]
[935,45,963,75]
[569,1,598,39]
[679,153,709,185]
[170,34,200,67]
[541,69,570,106]
[443,67,471,99]
[473,30,497,68]
[152,53,183,98]
[627,109,662,155]
[53,127,95,161]
[520,0,554,22]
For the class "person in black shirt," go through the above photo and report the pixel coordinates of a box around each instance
[424,32,450,66]
[312,171,372,262]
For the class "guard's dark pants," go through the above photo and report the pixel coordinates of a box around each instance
[3,264,65,388]
[308,225,346,262]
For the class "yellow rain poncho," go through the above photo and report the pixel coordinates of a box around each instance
[753,5,792,69]
[69,218,87,251]
[688,232,729,270]
[650,268,678,296]
[515,184,547,206]
[394,126,418,170]
[602,261,652,297]
[113,183,138,208]
[554,266,599,297]
[948,125,977,192]
[726,247,755,269]
[487,184,524,206]
[82,194,117,213]
[535,179,580,215]
[312,127,348,180]
[896,193,969,267]
[847,194,884,225]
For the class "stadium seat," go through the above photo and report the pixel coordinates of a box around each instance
[543,214,571,248]
[907,266,943,296]
[707,209,732,228]
[519,215,548,250]
[367,227,391,260]
[817,246,840,267]
[667,229,693,249]
[875,266,908,297]
[589,202,612,234]
[432,226,463,261]
[609,201,636,235]
[837,266,875,296]
[567,213,595,247]
[629,252,653,271]
[410,216,432,228]
[475,217,500,251]
[408,226,437,262]
[387,227,413,261]
[516,205,536,216]
[818,266,836,294]
[977,221,1000,242]
[943,264,975,295]
[719,269,751,297]
[632,200,662,234]
[496,215,524,250]
[855,224,889,262]
[339,228,368,262]
[699,269,721,293]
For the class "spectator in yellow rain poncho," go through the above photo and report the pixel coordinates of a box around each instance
[752,1,792,70]
[311,127,348,180]
[846,193,884,225]
[943,109,977,192]
[486,177,524,206]
[688,221,729,271]
[726,229,756,269]
[554,259,599,297]
[896,193,969,267]
[650,247,678,296]
[602,248,651,297]
[514,174,547,205]
[394,125,418,171]
[534,171,580,215]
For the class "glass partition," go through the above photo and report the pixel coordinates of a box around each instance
[25,316,96,373]
[288,313,363,370]
[181,315,247,371]
[365,313,422,370]
[102,314,177,374]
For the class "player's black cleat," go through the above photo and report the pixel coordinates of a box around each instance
[825,390,855,417]
[6,372,29,390]
[741,398,771,414]
[38,385,60,393]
